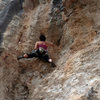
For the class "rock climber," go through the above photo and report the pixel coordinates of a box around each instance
[17,34,56,67]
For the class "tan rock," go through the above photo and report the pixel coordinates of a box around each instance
[23,0,39,11]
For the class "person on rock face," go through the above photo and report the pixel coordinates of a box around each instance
[17,34,56,67]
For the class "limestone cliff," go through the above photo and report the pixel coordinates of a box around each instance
[0,0,100,100]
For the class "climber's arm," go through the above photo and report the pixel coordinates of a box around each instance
[46,41,54,47]
[34,42,38,50]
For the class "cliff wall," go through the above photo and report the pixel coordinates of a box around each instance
[0,0,100,100]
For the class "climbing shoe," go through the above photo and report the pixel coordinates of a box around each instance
[51,62,56,67]
[17,56,24,60]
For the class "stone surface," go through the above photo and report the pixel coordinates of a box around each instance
[0,0,22,46]
[0,0,100,100]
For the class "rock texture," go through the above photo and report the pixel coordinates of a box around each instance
[0,0,100,100]
[0,0,23,45]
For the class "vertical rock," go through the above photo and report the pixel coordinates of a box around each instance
[23,0,39,11]
[0,0,22,46]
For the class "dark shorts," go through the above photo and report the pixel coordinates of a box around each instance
[27,49,50,62]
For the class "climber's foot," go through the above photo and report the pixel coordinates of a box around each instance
[51,62,56,67]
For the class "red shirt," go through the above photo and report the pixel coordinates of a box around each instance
[37,43,48,50]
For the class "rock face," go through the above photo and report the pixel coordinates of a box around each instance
[23,0,39,11]
[0,0,100,100]
[0,0,22,45]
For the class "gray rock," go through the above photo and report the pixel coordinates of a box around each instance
[0,0,22,45]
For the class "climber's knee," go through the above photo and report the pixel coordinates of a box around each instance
[48,58,52,63]
[23,53,28,58]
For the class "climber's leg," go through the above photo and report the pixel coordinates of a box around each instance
[42,52,50,62]
[42,53,56,67]
[17,50,38,60]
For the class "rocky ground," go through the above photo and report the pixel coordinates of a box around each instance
[0,0,100,100]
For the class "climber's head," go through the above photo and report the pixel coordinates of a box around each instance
[39,34,46,41]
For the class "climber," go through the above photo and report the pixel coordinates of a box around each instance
[17,34,56,67]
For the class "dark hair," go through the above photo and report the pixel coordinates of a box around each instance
[39,34,46,41]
